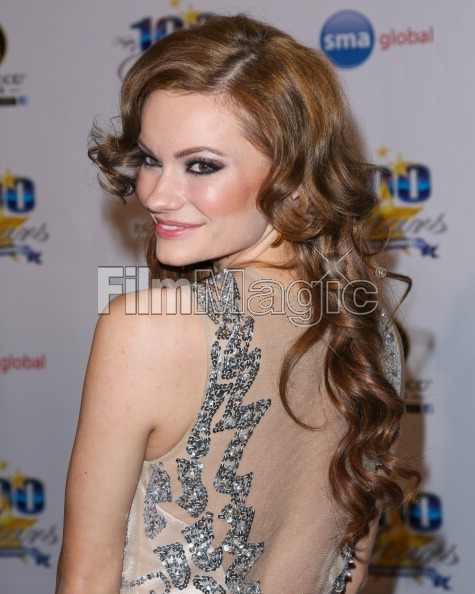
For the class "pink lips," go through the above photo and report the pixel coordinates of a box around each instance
[157,219,203,228]
[155,220,204,238]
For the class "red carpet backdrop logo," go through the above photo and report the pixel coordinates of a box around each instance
[370,491,459,589]
[0,353,47,374]
[370,147,446,258]
[320,10,434,69]
[405,377,434,415]
[320,10,375,69]
[380,26,434,52]
[0,169,49,263]
[0,23,28,107]
[0,25,6,65]
[115,0,216,80]
[0,460,59,567]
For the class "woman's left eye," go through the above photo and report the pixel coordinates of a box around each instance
[138,151,222,176]
[186,159,222,176]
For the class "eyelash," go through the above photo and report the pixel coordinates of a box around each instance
[137,150,222,176]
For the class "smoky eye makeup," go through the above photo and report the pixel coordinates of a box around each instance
[135,145,225,176]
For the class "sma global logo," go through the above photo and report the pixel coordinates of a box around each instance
[320,10,374,68]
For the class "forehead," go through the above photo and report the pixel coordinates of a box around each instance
[140,90,244,146]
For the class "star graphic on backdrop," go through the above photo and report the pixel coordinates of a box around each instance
[183,6,200,26]
[170,0,180,6]
[393,154,409,176]
[0,169,28,254]
[372,509,436,569]
[2,168,16,190]
[10,471,27,489]
[377,180,395,209]
[377,145,390,158]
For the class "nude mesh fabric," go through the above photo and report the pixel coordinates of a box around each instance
[119,266,404,594]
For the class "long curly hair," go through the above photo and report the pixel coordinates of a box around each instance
[87,12,421,560]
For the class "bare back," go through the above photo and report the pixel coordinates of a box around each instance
[119,266,404,594]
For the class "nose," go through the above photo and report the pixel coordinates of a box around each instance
[140,168,186,214]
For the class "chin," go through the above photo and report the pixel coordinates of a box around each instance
[155,246,206,270]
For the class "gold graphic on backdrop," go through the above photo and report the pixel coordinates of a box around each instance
[169,0,201,26]
[370,148,423,242]
[183,7,200,26]
[0,169,28,255]
[376,145,390,158]
[0,463,37,551]
[373,509,435,571]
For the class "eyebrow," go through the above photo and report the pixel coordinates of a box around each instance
[137,139,227,158]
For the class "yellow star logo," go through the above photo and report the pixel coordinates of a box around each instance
[377,180,394,204]
[0,490,12,514]
[2,168,16,189]
[170,0,180,6]
[393,154,409,176]
[0,170,29,251]
[10,471,27,489]
[183,6,200,26]
[0,514,37,548]
[377,146,390,159]
[0,460,7,471]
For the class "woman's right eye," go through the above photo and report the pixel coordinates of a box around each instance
[141,154,158,168]
[137,149,158,168]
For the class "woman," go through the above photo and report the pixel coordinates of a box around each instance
[55,13,419,594]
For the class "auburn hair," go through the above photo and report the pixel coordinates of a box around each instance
[87,12,421,560]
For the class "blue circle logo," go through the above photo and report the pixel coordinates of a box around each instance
[320,10,374,68]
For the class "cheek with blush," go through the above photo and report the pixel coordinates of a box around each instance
[189,176,263,221]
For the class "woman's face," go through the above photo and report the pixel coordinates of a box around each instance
[135,89,278,270]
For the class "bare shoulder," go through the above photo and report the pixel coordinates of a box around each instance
[98,282,209,456]
[101,282,202,360]
[104,281,182,321]
[56,282,208,588]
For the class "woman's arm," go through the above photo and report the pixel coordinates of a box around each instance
[55,287,183,594]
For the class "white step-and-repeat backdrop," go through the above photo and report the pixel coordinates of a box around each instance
[2,1,473,593]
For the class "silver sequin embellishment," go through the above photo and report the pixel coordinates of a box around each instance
[123,268,268,593]
[194,575,227,593]
[187,269,267,592]
[182,510,224,571]
[144,462,173,538]
[363,310,404,476]
[378,310,403,395]
[175,457,208,517]
[330,543,356,593]
[154,542,191,589]
[121,569,171,591]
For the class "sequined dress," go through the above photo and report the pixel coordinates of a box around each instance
[120,266,404,594]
